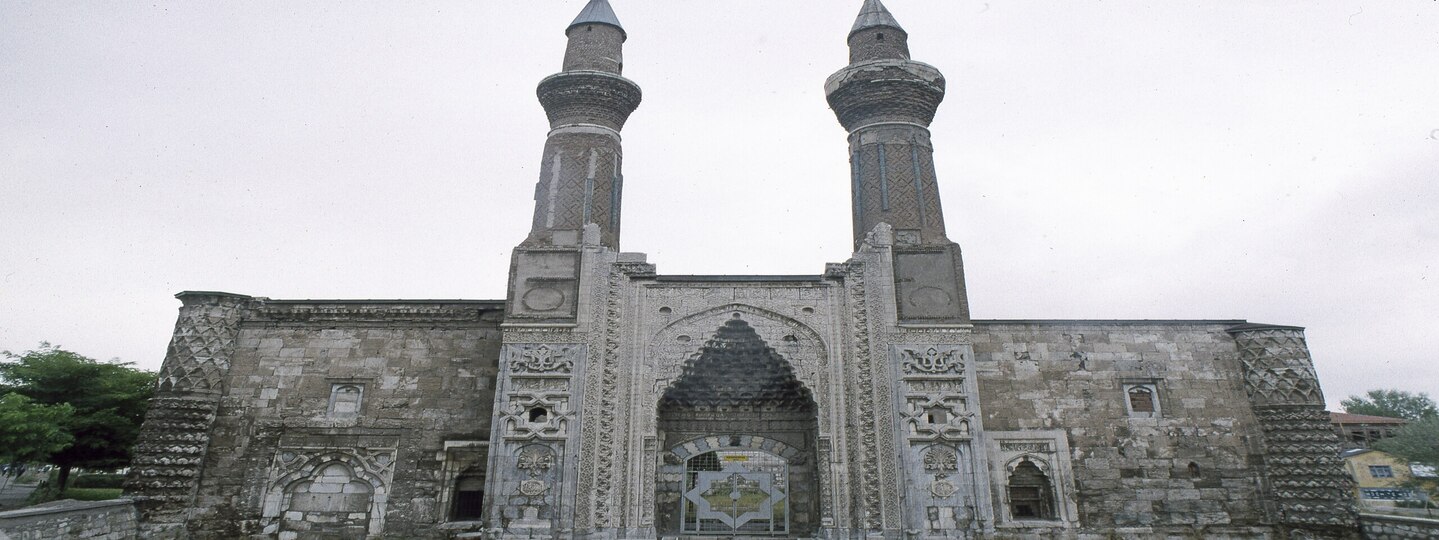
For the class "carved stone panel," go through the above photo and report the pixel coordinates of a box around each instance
[892,246,968,322]
[506,344,578,374]
[259,445,397,538]
[510,250,581,319]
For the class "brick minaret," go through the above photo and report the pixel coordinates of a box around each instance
[827,0,970,323]
[526,0,641,250]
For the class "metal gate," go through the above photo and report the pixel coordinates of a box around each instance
[680,449,789,535]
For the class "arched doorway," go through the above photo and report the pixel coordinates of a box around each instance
[655,315,819,536]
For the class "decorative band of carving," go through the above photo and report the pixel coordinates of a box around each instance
[253,304,494,324]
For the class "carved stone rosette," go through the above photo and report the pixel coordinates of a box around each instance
[124,291,250,535]
[1229,325,1359,538]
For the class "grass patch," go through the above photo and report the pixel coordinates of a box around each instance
[58,488,123,501]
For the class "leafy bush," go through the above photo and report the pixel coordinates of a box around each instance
[71,473,125,489]
[59,488,123,501]
[24,471,127,504]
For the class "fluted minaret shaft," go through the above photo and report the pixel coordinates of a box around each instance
[826,0,948,250]
[527,0,641,249]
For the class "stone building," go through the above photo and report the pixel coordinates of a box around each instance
[122,1,1361,538]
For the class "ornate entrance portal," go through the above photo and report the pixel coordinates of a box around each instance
[655,316,819,536]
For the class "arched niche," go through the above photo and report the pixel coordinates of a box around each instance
[651,316,821,536]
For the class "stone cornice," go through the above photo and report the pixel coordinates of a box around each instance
[247,300,504,325]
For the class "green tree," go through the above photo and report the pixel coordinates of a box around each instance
[1374,417,1439,506]
[0,343,154,493]
[1342,389,1439,421]
[1375,416,1439,468]
[0,393,74,464]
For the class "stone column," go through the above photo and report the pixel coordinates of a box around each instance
[1228,324,1360,538]
[123,291,250,536]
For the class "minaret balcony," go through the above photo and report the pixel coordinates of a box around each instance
[537,70,642,132]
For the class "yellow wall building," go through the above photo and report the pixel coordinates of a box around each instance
[1343,449,1437,506]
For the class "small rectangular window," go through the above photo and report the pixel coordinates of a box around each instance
[1122,382,1161,417]
[452,475,485,520]
[328,383,365,418]
[1369,465,1394,478]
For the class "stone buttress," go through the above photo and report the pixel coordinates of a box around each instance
[1229,324,1361,538]
[123,291,249,538]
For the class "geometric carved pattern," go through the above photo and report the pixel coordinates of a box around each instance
[1232,327,1326,407]
[1229,326,1359,535]
[1251,407,1360,531]
[901,394,972,441]
[846,262,885,530]
[124,395,221,509]
[576,264,626,529]
[500,393,571,441]
[156,297,245,393]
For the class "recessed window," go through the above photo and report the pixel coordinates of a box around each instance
[1370,465,1394,478]
[1187,462,1201,479]
[452,474,485,520]
[1122,382,1161,417]
[327,383,364,418]
[527,406,549,423]
[926,407,948,425]
[1008,459,1057,520]
[1128,387,1155,413]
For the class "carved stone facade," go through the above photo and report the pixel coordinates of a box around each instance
[125,1,1358,538]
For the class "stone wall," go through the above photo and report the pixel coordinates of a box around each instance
[0,499,138,540]
[1359,513,1439,539]
[972,320,1272,536]
[156,299,505,539]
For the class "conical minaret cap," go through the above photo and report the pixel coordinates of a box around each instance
[568,0,626,38]
[850,0,905,37]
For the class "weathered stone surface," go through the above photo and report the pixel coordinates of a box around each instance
[0,499,138,540]
[1359,513,1439,540]
[130,300,504,538]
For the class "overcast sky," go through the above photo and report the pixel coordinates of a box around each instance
[1,1,1435,411]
